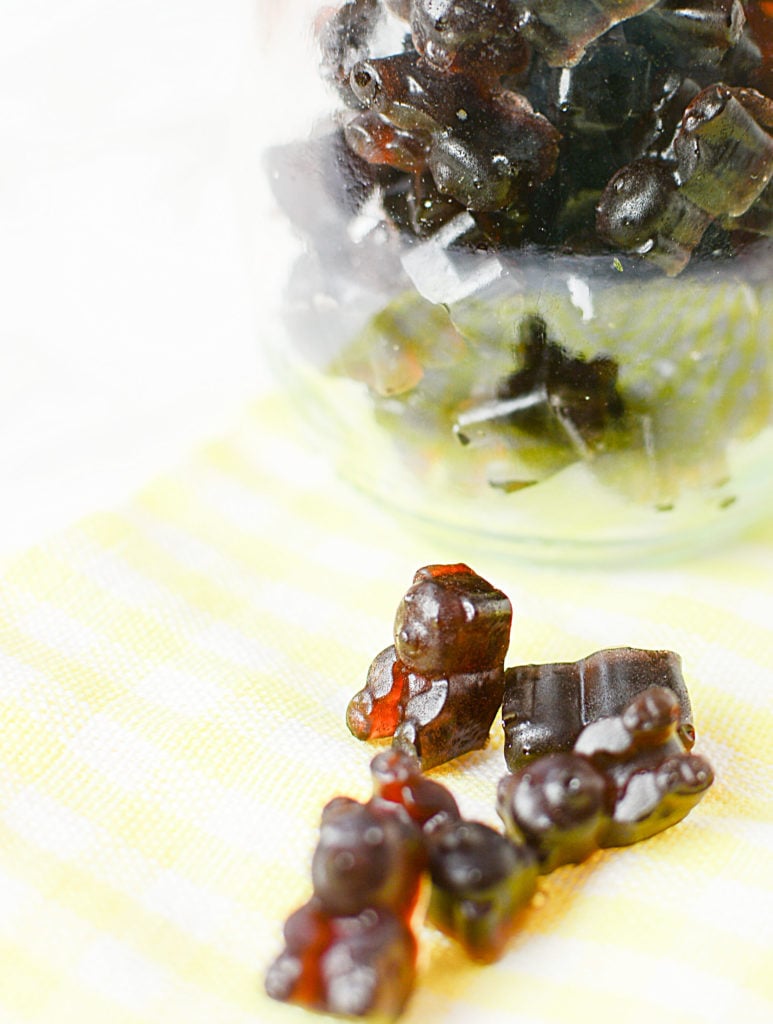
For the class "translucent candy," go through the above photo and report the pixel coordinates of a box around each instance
[369,747,462,830]
[511,0,662,67]
[425,819,538,961]
[410,0,529,78]
[502,646,695,772]
[311,797,425,917]
[596,157,713,276]
[496,753,612,872]
[347,563,512,769]
[497,685,714,868]
[624,0,747,70]
[674,83,773,217]
[574,685,714,846]
[265,901,418,1019]
[266,789,427,1019]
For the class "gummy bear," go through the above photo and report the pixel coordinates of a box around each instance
[344,110,431,173]
[455,314,625,457]
[347,564,512,769]
[319,0,384,102]
[266,793,426,1019]
[426,94,559,211]
[673,83,773,217]
[381,169,467,236]
[624,0,747,71]
[511,0,662,67]
[596,157,714,275]
[349,52,477,132]
[496,752,612,872]
[348,53,559,211]
[536,36,656,134]
[497,685,713,869]
[409,0,529,80]
[265,901,418,1019]
[573,684,714,846]
[311,796,425,918]
[425,819,538,961]
[502,645,695,771]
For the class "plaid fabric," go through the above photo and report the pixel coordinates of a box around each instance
[0,394,770,1024]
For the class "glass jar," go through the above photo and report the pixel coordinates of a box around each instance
[262,1,773,562]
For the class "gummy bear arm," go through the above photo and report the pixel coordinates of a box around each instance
[574,715,632,758]
[610,769,663,824]
[346,646,407,741]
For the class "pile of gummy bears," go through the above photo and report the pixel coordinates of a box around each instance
[265,564,714,1019]
[319,0,773,274]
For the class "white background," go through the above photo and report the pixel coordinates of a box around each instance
[0,0,323,560]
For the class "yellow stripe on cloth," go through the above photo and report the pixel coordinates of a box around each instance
[0,393,771,1024]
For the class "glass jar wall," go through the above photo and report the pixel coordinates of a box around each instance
[263,2,773,562]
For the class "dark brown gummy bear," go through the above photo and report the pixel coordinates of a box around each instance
[265,900,418,1019]
[511,0,662,67]
[425,819,538,962]
[502,646,695,771]
[574,685,714,846]
[595,157,713,276]
[311,797,425,918]
[347,563,512,770]
[673,83,773,218]
[266,791,425,1019]
[394,563,511,676]
[498,685,713,867]
[496,753,612,872]
[493,315,625,453]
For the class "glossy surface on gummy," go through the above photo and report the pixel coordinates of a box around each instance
[311,797,425,917]
[369,748,461,830]
[597,82,773,269]
[278,11,773,545]
[265,901,418,1019]
[512,0,663,67]
[347,563,512,769]
[488,314,625,454]
[394,563,511,675]
[502,646,695,771]
[575,685,714,846]
[496,753,612,872]
[313,0,773,265]
[426,819,538,961]
[498,685,713,867]
[266,789,425,1019]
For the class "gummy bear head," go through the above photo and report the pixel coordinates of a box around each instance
[394,564,511,676]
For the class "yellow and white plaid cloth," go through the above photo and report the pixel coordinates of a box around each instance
[0,395,771,1024]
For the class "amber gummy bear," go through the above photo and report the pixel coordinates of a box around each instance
[265,901,417,1019]
[265,794,425,1019]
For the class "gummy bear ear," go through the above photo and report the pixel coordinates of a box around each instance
[413,563,473,584]
[369,747,419,786]
[320,796,362,824]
